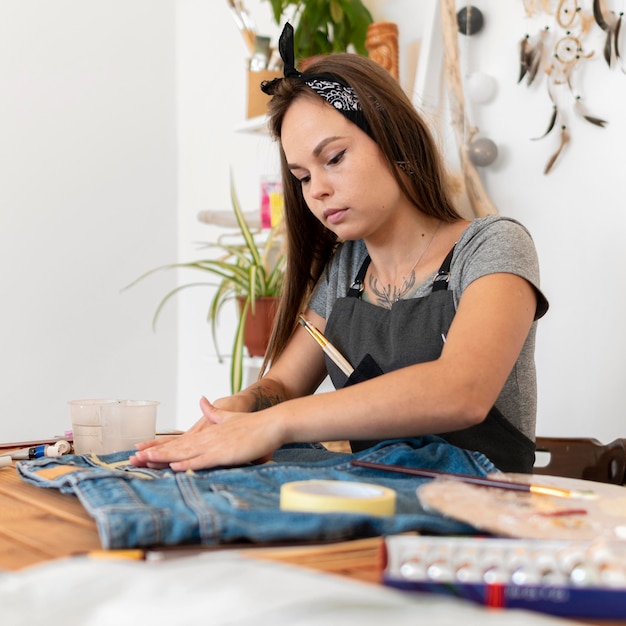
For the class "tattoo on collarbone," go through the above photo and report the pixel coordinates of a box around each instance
[368,272,417,309]
[249,387,283,412]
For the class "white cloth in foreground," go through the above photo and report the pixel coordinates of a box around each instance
[0,551,577,626]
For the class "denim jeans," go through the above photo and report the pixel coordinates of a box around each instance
[17,436,495,550]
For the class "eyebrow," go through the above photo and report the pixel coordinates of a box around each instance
[287,136,345,170]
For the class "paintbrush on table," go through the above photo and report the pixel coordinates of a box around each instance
[351,460,598,500]
[298,315,354,377]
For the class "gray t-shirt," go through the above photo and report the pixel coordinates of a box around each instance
[309,215,548,441]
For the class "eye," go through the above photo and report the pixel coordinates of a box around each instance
[289,169,310,185]
[328,149,346,166]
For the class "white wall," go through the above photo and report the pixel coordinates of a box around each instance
[0,0,178,442]
[176,0,626,444]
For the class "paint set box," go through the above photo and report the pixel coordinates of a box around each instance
[383,535,626,619]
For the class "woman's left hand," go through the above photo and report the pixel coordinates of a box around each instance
[129,396,282,471]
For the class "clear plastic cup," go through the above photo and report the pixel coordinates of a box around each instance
[69,399,119,455]
[100,400,159,454]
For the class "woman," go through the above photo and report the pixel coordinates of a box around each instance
[131,24,548,474]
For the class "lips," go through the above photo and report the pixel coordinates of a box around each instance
[323,208,348,225]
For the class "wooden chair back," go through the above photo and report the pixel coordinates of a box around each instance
[534,437,626,485]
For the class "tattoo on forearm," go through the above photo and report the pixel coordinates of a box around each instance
[248,387,284,412]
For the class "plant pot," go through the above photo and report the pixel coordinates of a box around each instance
[238,296,279,357]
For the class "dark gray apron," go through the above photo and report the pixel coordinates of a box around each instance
[323,246,536,473]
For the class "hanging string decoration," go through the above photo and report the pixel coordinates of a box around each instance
[440,0,498,217]
[457,5,485,35]
[519,0,624,174]
[455,5,500,169]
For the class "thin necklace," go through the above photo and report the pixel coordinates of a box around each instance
[369,221,442,309]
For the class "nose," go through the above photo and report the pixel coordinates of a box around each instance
[308,171,332,201]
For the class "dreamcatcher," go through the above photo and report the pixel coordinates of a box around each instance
[519,0,624,174]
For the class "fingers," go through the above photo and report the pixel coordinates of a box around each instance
[129,397,279,471]
[135,435,176,451]
[200,395,212,414]
[127,454,171,470]
[130,426,218,470]
[129,397,220,469]
[130,414,277,472]
[130,441,213,472]
[199,396,224,424]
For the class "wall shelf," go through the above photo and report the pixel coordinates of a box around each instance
[197,209,261,228]
[236,115,269,135]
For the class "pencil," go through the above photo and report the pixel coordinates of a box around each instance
[298,315,354,377]
[350,460,597,500]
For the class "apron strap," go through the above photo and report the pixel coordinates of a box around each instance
[348,244,456,298]
[432,244,455,292]
[347,256,371,298]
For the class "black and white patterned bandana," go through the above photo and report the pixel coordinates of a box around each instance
[303,78,360,112]
[261,23,372,138]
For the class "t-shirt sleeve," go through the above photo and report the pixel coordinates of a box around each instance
[452,218,549,320]
[309,267,330,319]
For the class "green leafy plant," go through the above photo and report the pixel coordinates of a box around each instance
[265,0,374,58]
[127,177,285,393]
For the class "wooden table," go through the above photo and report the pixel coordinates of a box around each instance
[0,462,624,625]
[0,462,101,568]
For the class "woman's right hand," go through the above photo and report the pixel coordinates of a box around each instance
[130,395,284,470]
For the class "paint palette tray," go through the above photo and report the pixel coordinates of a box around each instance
[383,535,626,619]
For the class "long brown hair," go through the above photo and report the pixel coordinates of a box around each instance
[261,53,462,374]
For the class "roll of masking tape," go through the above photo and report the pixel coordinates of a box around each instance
[280,480,396,515]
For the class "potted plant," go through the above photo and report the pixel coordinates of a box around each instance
[264,0,374,58]
[127,177,285,394]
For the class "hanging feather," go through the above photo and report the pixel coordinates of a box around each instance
[593,0,619,66]
[532,80,559,140]
[533,104,558,139]
[593,0,612,30]
[519,27,549,85]
[573,95,608,127]
[519,34,532,83]
[615,13,623,66]
[544,125,571,174]
[603,27,613,66]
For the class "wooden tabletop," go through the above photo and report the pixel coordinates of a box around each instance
[0,463,101,569]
